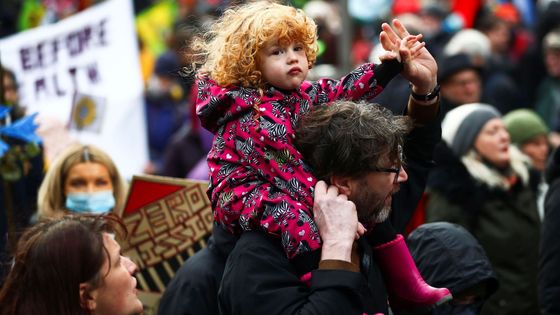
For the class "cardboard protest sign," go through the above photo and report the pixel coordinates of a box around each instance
[116,175,213,314]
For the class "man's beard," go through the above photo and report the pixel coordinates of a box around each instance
[353,179,397,224]
[373,205,392,223]
[355,195,391,224]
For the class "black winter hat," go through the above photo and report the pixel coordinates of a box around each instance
[437,53,482,84]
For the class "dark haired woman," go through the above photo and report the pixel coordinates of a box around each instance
[0,214,143,315]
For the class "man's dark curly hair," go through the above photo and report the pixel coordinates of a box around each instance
[295,100,412,182]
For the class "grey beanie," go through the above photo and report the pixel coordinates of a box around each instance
[442,103,501,157]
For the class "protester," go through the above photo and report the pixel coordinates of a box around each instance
[442,29,491,66]
[0,214,142,315]
[425,103,540,314]
[37,144,127,219]
[504,108,550,219]
[219,94,443,314]
[471,16,523,115]
[514,2,560,112]
[158,87,214,179]
[504,108,550,172]
[418,5,453,61]
[0,66,44,283]
[157,225,237,315]
[145,51,189,173]
[535,27,560,147]
[0,67,25,117]
[539,146,560,315]
[193,1,448,310]
[441,29,520,116]
[407,222,499,315]
[437,53,483,115]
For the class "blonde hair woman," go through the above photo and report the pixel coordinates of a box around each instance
[37,144,127,219]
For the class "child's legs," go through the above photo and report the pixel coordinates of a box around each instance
[213,182,263,234]
[370,220,452,310]
[260,195,321,258]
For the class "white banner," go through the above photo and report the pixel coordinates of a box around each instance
[0,0,147,179]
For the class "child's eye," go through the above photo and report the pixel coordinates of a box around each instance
[272,49,283,55]
[294,46,304,51]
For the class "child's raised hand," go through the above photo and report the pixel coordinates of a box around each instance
[379,19,438,96]
[378,34,424,64]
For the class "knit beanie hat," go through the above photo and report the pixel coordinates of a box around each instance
[503,109,549,145]
[442,103,501,157]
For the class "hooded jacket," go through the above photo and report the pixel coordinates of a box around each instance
[408,222,499,312]
[195,60,401,260]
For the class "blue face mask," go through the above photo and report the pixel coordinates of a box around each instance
[65,190,116,214]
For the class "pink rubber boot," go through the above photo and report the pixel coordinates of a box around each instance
[373,234,452,312]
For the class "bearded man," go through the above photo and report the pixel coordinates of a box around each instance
[218,97,443,314]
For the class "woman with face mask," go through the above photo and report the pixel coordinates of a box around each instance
[36,144,127,219]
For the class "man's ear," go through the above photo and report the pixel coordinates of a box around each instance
[330,175,354,196]
[79,282,97,311]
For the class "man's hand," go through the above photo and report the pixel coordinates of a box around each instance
[380,19,438,95]
[313,181,364,262]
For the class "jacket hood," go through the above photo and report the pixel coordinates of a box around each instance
[408,222,499,298]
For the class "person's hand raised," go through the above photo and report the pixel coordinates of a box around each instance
[379,19,438,95]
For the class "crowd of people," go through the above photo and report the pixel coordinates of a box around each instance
[1,0,560,314]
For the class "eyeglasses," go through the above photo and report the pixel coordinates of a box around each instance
[369,145,403,184]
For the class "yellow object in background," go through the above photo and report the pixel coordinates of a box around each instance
[136,0,178,85]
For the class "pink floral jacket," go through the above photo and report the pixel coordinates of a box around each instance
[196,61,401,259]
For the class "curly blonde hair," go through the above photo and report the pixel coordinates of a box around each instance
[194,1,318,89]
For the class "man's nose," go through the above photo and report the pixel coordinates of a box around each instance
[397,167,408,183]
